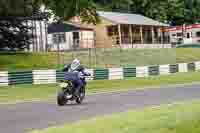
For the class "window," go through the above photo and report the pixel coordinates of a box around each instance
[196,31,200,37]
[73,32,79,48]
[53,33,66,44]
[107,26,118,37]
[172,34,176,36]
[176,33,183,37]
[187,33,190,38]
[107,26,114,36]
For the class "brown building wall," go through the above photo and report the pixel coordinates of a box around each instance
[93,18,116,48]
[69,16,116,48]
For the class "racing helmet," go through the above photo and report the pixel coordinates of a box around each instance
[70,58,80,71]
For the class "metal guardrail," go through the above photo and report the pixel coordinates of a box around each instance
[0,61,200,86]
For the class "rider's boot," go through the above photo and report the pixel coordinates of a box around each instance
[74,87,80,99]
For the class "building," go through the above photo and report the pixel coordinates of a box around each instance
[47,22,94,51]
[69,11,171,49]
[28,6,50,52]
[166,24,200,46]
[28,20,48,52]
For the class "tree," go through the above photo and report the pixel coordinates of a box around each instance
[109,0,133,12]
[94,0,200,25]
[43,0,100,24]
[0,0,100,50]
[184,0,200,24]
[0,18,32,50]
[0,0,34,50]
[94,0,132,12]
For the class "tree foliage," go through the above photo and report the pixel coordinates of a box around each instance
[41,0,100,24]
[0,0,34,50]
[0,0,99,50]
[95,0,200,25]
[1,0,200,50]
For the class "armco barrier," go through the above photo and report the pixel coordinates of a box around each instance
[170,64,179,73]
[187,63,195,71]
[109,68,123,80]
[136,66,148,77]
[178,63,188,73]
[33,70,56,85]
[123,67,136,78]
[56,70,65,82]
[86,69,94,81]
[1,61,200,86]
[148,66,159,76]
[8,71,33,85]
[159,64,170,75]
[94,69,109,80]
[195,61,200,71]
[0,72,8,86]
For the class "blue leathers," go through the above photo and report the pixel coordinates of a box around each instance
[62,63,90,97]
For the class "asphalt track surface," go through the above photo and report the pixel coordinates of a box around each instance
[1,84,200,133]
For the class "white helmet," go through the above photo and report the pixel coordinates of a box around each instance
[70,58,80,71]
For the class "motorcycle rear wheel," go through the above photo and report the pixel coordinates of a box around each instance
[76,87,85,104]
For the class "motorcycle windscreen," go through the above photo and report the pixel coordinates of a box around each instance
[64,72,80,81]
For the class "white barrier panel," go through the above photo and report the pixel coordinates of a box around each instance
[159,64,170,75]
[178,63,188,72]
[136,66,148,77]
[85,69,94,81]
[195,61,200,71]
[109,68,123,80]
[0,72,8,86]
[33,70,56,85]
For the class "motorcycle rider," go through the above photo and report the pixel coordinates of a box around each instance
[62,58,90,98]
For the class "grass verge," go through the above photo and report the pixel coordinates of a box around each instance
[1,48,200,71]
[0,72,200,104]
[30,100,200,133]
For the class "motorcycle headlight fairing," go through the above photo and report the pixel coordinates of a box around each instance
[59,82,68,88]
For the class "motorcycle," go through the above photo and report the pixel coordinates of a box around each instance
[57,72,89,106]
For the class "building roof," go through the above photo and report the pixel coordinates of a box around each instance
[48,22,93,34]
[66,22,94,30]
[48,22,79,33]
[165,24,200,32]
[98,11,169,27]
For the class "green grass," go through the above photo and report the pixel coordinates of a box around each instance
[1,48,200,71]
[31,101,200,133]
[1,72,200,104]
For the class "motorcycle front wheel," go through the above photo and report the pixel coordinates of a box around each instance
[57,91,67,106]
